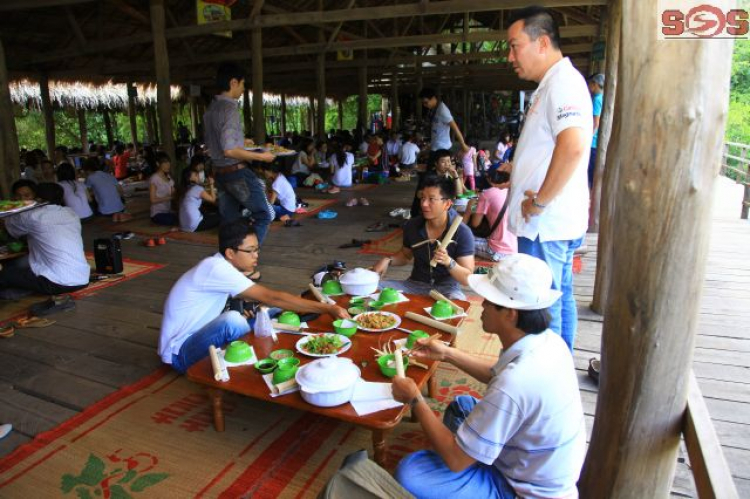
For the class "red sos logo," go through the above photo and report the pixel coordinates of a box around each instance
[662,5,749,37]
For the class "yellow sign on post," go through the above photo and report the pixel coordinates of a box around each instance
[197,0,233,39]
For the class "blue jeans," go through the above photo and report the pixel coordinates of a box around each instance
[215,167,272,244]
[395,396,516,499]
[170,311,252,373]
[518,235,583,351]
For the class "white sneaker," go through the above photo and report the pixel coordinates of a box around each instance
[389,208,405,217]
[0,424,12,440]
[402,212,411,220]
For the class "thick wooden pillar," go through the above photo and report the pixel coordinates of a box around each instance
[251,27,265,143]
[590,0,621,314]
[316,52,326,139]
[103,109,114,147]
[578,2,733,497]
[358,60,368,132]
[144,105,154,144]
[307,97,315,133]
[149,105,160,145]
[242,87,252,138]
[461,87,469,133]
[415,54,423,123]
[338,99,344,131]
[127,82,138,146]
[391,74,399,131]
[280,93,287,135]
[150,0,175,163]
[0,37,20,197]
[189,97,198,140]
[39,75,55,157]
[77,109,88,152]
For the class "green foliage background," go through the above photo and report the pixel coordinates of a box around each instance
[727,39,750,145]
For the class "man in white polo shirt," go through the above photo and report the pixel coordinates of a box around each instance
[391,254,586,498]
[503,6,592,351]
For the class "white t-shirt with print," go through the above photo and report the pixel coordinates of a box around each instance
[158,254,254,363]
[508,57,592,242]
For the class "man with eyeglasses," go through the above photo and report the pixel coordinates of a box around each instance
[373,174,475,299]
[159,220,350,373]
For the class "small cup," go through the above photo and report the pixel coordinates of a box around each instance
[322,280,343,295]
[255,358,277,374]
[277,311,301,327]
[431,300,453,318]
[406,329,430,349]
[273,358,300,384]
[379,287,399,303]
[349,297,366,307]
[368,300,386,310]
[333,319,357,338]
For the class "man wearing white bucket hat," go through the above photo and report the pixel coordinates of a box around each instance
[392,254,586,499]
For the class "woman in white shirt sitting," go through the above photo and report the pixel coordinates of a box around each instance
[291,140,317,184]
[56,163,93,220]
[177,167,219,232]
[327,142,355,194]
[262,163,300,227]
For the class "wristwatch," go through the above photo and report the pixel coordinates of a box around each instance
[409,393,425,409]
[448,258,457,270]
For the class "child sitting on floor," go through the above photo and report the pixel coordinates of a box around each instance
[149,153,177,226]
[262,163,300,227]
[176,167,220,233]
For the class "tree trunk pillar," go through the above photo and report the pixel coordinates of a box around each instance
[150,0,176,165]
[189,97,198,140]
[127,82,138,147]
[0,37,20,197]
[77,109,88,152]
[590,0,622,314]
[316,52,326,139]
[391,73,399,131]
[251,27,265,143]
[242,87,252,138]
[358,60,368,133]
[578,2,733,496]
[280,93,287,135]
[103,109,114,147]
[415,54,423,123]
[39,74,55,157]
[338,98,344,131]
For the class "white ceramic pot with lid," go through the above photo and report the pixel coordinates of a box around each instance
[339,267,380,296]
[295,356,361,407]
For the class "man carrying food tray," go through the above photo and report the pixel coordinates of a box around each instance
[372,174,475,300]
[158,220,349,373]
[391,254,585,499]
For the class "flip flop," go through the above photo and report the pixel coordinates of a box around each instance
[366,222,388,232]
[317,210,338,219]
[284,220,302,227]
[359,198,370,206]
[0,325,14,339]
[15,317,56,328]
[30,295,75,317]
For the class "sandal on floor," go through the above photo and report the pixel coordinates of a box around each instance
[366,222,388,232]
[15,317,56,329]
[588,358,600,384]
[284,220,302,227]
[29,295,75,317]
[346,198,358,207]
[359,197,370,206]
[0,325,15,338]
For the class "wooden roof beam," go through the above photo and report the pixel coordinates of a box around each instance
[0,0,95,11]
[64,6,87,49]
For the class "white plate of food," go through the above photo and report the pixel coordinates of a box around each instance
[352,311,402,332]
[296,333,352,357]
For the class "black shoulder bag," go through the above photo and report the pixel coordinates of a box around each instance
[470,194,510,239]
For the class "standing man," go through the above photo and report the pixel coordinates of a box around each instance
[204,63,275,243]
[587,73,605,188]
[419,88,469,164]
[392,254,586,498]
[503,6,592,351]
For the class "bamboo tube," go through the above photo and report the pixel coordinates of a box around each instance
[308,283,335,304]
[404,311,460,335]
[429,290,464,314]
[394,349,405,378]
[271,321,300,331]
[209,345,229,382]
[430,216,463,267]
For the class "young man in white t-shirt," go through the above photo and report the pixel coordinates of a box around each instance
[158,220,349,372]
[503,6,592,351]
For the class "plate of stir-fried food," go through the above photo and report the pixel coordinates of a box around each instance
[353,311,401,332]
[296,333,352,357]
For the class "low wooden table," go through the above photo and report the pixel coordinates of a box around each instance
[186,293,468,465]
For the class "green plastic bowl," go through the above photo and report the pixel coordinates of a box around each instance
[377,353,409,378]
[406,330,430,349]
[349,297,366,307]
[379,287,399,303]
[273,358,300,384]
[224,341,253,363]
[368,300,386,310]
[269,349,294,361]
[431,300,453,318]
[333,319,357,338]
[7,241,24,253]
[322,280,343,295]
[278,311,301,327]
[254,358,277,374]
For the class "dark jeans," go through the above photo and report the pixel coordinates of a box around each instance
[215,167,272,244]
[196,212,221,232]
[0,256,88,296]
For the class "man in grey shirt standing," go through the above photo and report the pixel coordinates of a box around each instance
[204,63,275,243]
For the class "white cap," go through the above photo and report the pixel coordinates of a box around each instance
[467,254,562,310]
